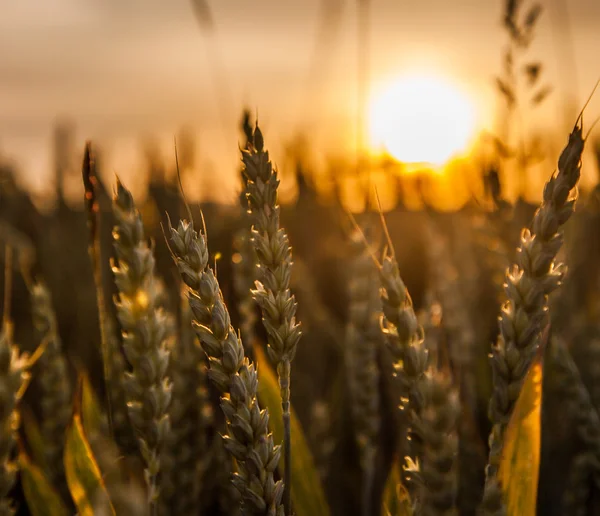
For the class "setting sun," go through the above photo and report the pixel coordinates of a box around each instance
[369,75,476,165]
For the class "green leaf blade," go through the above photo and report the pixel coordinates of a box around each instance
[255,345,330,516]
[64,414,115,516]
[20,451,69,516]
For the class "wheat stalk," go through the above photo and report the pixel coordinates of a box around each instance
[168,216,284,516]
[111,179,172,512]
[481,122,584,513]
[241,126,302,514]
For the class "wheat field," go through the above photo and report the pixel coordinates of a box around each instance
[2,1,600,515]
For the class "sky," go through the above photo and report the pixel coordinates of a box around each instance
[1,0,599,203]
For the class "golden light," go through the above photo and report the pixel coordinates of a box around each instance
[369,74,476,166]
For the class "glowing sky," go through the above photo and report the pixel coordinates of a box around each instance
[1,0,599,200]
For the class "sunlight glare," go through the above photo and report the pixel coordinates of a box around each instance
[369,75,476,166]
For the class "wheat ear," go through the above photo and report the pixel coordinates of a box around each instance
[241,126,302,514]
[111,179,172,512]
[550,337,600,513]
[168,217,284,516]
[481,123,584,513]
[30,282,71,489]
[379,253,429,500]
[417,370,460,516]
[423,220,485,513]
[162,295,213,514]
[346,226,381,516]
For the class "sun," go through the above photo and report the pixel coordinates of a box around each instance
[369,74,476,166]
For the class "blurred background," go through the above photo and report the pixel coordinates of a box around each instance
[1,0,600,210]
